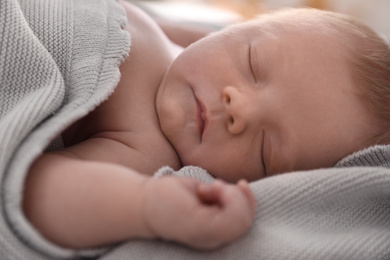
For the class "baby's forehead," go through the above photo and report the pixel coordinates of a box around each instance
[243,9,345,36]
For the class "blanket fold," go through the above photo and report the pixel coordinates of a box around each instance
[1,0,390,259]
[0,0,130,259]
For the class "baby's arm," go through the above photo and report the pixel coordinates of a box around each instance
[23,153,152,248]
[24,153,255,250]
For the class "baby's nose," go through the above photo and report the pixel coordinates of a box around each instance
[222,86,247,135]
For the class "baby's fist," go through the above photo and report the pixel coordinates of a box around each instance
[141,177,255,250]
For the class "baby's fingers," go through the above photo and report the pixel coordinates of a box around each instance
[218,181,256,233]
[237,179,256,214]
[196,180,224,206]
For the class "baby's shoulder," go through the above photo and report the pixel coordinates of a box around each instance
[120,1,179,59]
[60,2,181,174]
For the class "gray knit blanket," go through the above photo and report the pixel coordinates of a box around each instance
[1,0,390,259]
[0,0,130,259]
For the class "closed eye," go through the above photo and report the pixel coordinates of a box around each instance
[261,129,266,176]
[249,44,257,83]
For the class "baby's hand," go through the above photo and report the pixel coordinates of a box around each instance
[141,176,256,250]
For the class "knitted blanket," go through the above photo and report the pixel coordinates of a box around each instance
[0,0,130,259]
[120,147,390,260]
[1,0,390,260]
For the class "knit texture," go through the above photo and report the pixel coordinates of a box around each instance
[110,145,390,260]
[2,0,390,259]
[0,0,130,259]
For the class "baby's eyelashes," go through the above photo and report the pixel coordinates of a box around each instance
[248,44,257,83]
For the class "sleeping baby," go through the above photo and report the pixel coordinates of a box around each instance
[22,0,390,255]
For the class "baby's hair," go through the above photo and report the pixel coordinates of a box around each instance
[255,8,390,145]
[339,17,390,144]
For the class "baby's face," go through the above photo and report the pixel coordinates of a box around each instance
[156,16,375,182]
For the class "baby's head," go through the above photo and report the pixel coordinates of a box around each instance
[156,8,390,182]
[249,9,390,142]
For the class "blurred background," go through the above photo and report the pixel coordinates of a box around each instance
[132,0,390,38]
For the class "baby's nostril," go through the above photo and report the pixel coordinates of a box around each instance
[226,96,231,104]
[229,116,234,124]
